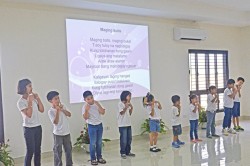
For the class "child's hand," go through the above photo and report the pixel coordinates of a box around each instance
[28,93,35,102]
[125,103,130,109]
[55,105,61,111]
[128,103,133,109]
[85,104,90,111]
[33,93,39,100]
[58,103,64,109]
[155,101,160,105]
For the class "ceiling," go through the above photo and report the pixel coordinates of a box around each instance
[2,0,250,27]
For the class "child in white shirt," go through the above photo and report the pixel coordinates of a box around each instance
[206,86,220,138]
[47,91,73,166]
[143,93,162,152]
[82,91,106,165]
[222,79,237,135]
[233,77,245,131]
[171,95,185,148]
[189,94,202,143]
[118,91,136,159]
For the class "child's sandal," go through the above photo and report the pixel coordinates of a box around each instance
[91,160,98,165]
[98,158,107,164]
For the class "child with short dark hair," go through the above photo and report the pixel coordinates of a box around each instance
[222,79,238,135]
[233,77,245,131]
[143,93,162,152]
[47,91,73,166]
[171,95,185,148]
[206,86,220,138]
[189,94,202,143]
[118,91,135,159]
[82,91,106,165]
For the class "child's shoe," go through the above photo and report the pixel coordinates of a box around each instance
[228,128,237,134]
[207,135,212,139]
[190,139,197,143]
[177,139,185,145]
[212,134,220,137]
[222,128,229,136]
[238,126,244,131]
[127,153,136,157]
[91,160,98,165]
[195,139,203,142]
[233,126,240,132]
[150,147,158,152]
[172,142,180,148]
[98,158,106,164]
[121,154,127,159]
[155,147,161,152]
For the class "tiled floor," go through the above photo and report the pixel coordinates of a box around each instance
[15,120,250,166]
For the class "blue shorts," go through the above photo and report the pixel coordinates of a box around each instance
[233,102,240,117]
[172,124,182,136]
[149,119,161,132]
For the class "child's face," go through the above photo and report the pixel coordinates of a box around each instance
[175,100,181,106]
[148,98,155,105]
[191,97,198,104]
[211,88,217,94]
[84,95,94,105]
[126,94,131,102]
[228,83,234,88]
[50,95,60,106]
[237,80,244,86]
[26,83,33,94]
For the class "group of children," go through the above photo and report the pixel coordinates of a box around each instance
[16,77,245,166]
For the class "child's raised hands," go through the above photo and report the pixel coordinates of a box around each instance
[85,104,91,111]
[28,93,35,102]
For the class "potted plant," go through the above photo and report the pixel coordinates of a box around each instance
[199,107,207,129]
[74,124,111,153]
[0,140,14,166]
[141,119,168,135]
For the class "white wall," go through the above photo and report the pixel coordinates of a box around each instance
[0,3,246,157]
[240,26,250,116]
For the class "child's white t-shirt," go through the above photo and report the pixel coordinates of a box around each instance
[117,101,131,127]
[206,94,217,112]
[82,103,102,125]
[172,106,181,126]
[17,98,41,127]
[48,104,70,136]
[146,103,161,120]
[234,92,240,103]
[189,104,199,120]
[224,88,234,108]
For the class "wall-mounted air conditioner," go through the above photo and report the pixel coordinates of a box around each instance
[174,27,207,41]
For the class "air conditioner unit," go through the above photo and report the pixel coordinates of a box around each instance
[173,27,207,41]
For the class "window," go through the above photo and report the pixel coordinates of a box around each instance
[189,49,229,111]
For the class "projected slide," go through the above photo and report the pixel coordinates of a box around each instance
[66,19,150,103]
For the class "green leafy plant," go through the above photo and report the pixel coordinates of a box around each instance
[141,119,167,135]
[74,124,111,150]
[199,107,207,124]
[0,140,14,166]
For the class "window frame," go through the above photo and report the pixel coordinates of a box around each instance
[189,49,229,112]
